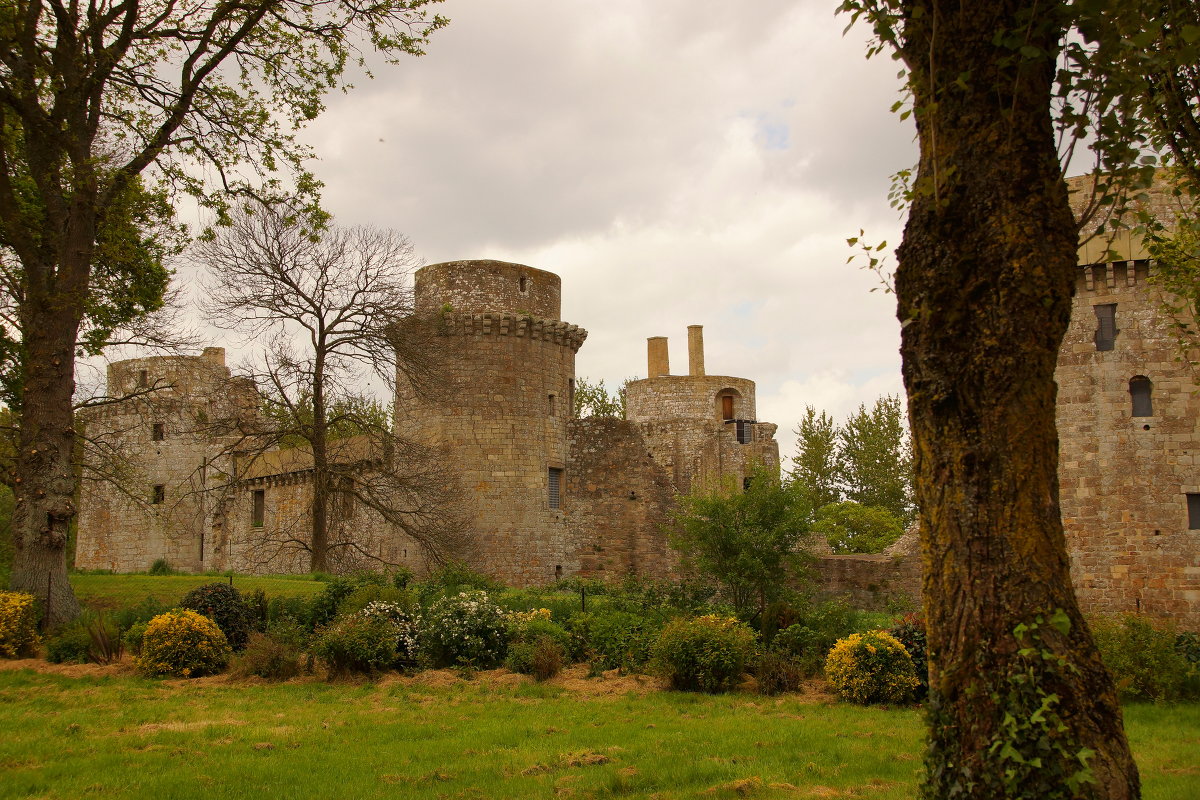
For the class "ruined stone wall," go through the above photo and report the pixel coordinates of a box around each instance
[396,260,586,586]
[566,418,678,579]
[813,553,922,612]
[75,349,261,573]
[1055,260,1200,624]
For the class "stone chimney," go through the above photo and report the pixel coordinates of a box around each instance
[687,325,705,376]
[647,336,670,377]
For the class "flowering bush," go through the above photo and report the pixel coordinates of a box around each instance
[824,630,919,705]
[179,582,253,651]
[0,591,41,658]
[419,590,508,669]
[360,601,421,668]
[653,615,758,693]
[136,610,231,678]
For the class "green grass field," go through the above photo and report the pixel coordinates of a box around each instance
[69,573,325,611]
[0,666,1196,800]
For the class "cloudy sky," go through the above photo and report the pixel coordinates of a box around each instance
[228,0,919,461]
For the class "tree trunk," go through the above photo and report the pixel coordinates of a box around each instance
[8,258,87,627]
[893,3,1139,797]
[310,367,329,574]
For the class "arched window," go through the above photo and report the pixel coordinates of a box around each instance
[715,389,740,421]
[1129,376,1153,417]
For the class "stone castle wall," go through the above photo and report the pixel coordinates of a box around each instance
[76,348,261,573]
[1055,259,1200,621]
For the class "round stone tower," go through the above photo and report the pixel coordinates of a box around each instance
[396,260,587,585]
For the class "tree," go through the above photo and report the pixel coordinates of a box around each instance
[668,467,812,621]
[839,395,914,524]
[812,501,904,554]
[789,406,841,508]
[572,377,633,418]
[0,1,447,625]
[197,202,465,573]
[839,1,1140,796]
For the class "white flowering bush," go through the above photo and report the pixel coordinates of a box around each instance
[360,601,420,668]
[420,590,509,669]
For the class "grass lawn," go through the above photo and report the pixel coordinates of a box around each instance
[0,665,1195,800]
[69,573,325,611]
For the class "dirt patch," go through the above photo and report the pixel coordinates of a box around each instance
[135,718,247,734]
[549,665,665,697]
[0,658,134,679]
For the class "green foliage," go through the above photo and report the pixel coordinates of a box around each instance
[231,632,303,681]
[309,573,391,628]
[824,630,919,705]
[1091,615,1200,702]
[812,501,905,554]
[566,611,658,671]
[416,562,503,604]
[887,613,928,699]
[752,650,807,696]
[770,598,865,676]
[179,583,253,651]
[45,622,93,664]
[838,396,914,525]
[262,394,392,449]
[653,615,759,693]
[669,468,812,618]
[136,610,231,678]
[419,590,509,669]
[147,559,177,576]
[267,594,316,631]
[790,406,842,508]
[506,615,570,681]
[313,614,404,677]
[572,377,635,418]
[336,585,415,618]
[122,622,149,657]
[0,590,40,658]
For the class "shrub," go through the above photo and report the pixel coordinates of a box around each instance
[232,632,302,680]
[1091,615,1200,702]
[653,615,758,693]
[336,585,415,618]
[112,596,172,633]
[46,622,93,663]
[567,610,659,672]
[147,558,176,576]
[313,614,403,677]
[179,582,253,651]
[823,630,919,705]
[136,610,231,678]
[887,612,928,698]
[309,573,390,628]
[420,590,508,669]
[753,650,806,695]
[0,591,41,658]
[244,588,268,633]
[359,601,420,668]
[506,613,570,680]
[123,621,149,656]
[416,562,502,604]
[771,598,864,676]
[268,594,314,631]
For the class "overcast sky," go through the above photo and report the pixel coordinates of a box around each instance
[214,0,919,462]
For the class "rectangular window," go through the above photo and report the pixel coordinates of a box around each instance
[152,422,165,441]
[1094,304,1117,351]
[1188,494,1200,530]
[252,489,265,528]
[138,369,148,388]
[548,467,563,509]
[548,394,556,417]
[151,484,165,504]
[568,379,575,419]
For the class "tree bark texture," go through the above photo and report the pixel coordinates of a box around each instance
[892,2,1139,797]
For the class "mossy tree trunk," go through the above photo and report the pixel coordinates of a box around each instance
[890,2,1140,797]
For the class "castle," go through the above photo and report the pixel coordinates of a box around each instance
[76,259,779,585]
[75,244,1200,626]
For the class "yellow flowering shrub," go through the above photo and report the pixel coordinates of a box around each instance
[824,630,919,705]
[136,610,231,678]
[0,591,41,658]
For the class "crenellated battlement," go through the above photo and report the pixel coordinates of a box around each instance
[438,311,587,352]
[1075,259,1153,294]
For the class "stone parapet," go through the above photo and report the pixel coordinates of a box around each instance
[439,312,587,352]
